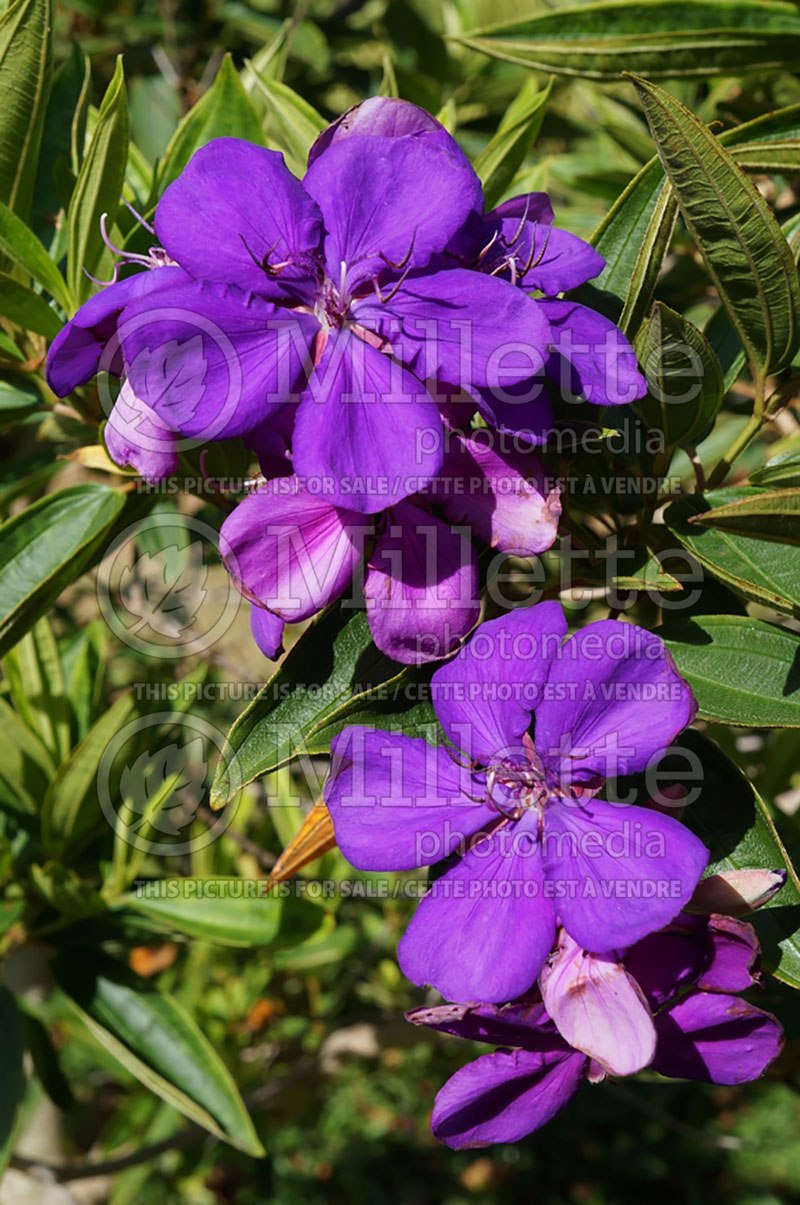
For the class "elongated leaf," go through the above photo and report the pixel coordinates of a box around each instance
[672,729,800,987]
[0,483,126,656]
[474,75,552,210]
[121,879,283,947]
[54,955,264,1155]
[31,39,90,232]
[249,70,325,176]
[665,489,800,614]
[66,56,129,305]
[751,451,800,489]
[0,376,43,430]
[41,691,136,851]
[0,272,61,337]
[3,615,70,764]
[454,1,800,80]
[0,696,54,811]
[660,615,800,727]
[731,138,800,174]
[0,0,52,218]
[0,987,24,1175]
[158,53,263,194]
[691,487,800,546]
[630,75,800,377]
[0,197,69,309]
[618,181,677,338]
[635,302,724,449]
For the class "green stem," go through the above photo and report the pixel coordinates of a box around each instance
[705,377,767,491]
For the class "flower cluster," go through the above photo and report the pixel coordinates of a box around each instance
[46,97,644,664]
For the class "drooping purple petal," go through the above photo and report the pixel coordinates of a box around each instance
[652,991,784,1085]
[699,915,762,993]
[472,375,554,444]
[539,930,656,1075]
[292,328,443,513]
[542,796,708,951]
[104,380,178,483]
[533,620,697,787]
[46,265,189,396]
[405,1000,567,1053]
[428,433,561,556]
[431,1048,586,1148]
[541,300,647,407]
[308,97,447,165]
[303,136,483,291]
[398,817,556,1002]
[249,604,284,660]
[220,476,368,621]
[353,268,551,395]
[623,914,710,1008]
[363,500,480,664]
[430,602,567,765]
[119,279,318,440]
[324,727,491,871]
[155,138,323,302]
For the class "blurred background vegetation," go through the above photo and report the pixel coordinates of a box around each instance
[2,0,800,1202]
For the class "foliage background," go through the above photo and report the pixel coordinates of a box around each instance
[1,0,800,1201]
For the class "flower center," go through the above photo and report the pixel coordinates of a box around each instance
[315,261,352,330]
[484,752,549,821]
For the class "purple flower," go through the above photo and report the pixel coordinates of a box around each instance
[406,913,784,1148]
[324,604,707,1000]
[103,380,179,483]
[220,434,560,664]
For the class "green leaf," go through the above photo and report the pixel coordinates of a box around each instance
[3,615,71,764]
[0,987,24,1175]
[618,181,678,338]
[634,302,724,449]
[0,376,43,429]
[249,69,325,177]
[0,696,54,812]
[473,75,552,210]
[690,487,800,546]
[0,0,53,218]
[674,728,800,987]
[453,1,800,80]
[0,483,126,657]
[629,74,800,378]
[66,55,129,306]
[660,615,800,727]
[0,272,61,337]
[158,53,263,194]
[0,197,70,309]
[665,488,800,614]
[120,878,283,947]
[41,690,136,852]
[751,450,800,489]
[31,39,90,232]
[54,955,264,1155]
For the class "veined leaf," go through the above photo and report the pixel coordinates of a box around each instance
[0,483,126,657]
[66,56,129,306]
[0,197,70,309]
[751,451,800,489]
[248,69,324,176]
[630,75,800,378]
[54,955,264,1155]
[158,53,263,194]
[660,615,800,727]
[0,0,53,218]
[453,1,800,80]
[120,879,283,947]
[634,302,723,449]
[618,180,677,338]
[474,75,553,210]
[691,487,800,546]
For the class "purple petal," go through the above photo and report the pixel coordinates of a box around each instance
[353,268,551,394]
[539,930,656,1075]
[324,727,491,871]
[429,433,560,556]
[543,796,708,951]
[398,819,556,1002]
[293,329,443,513]
[431,1048,585,1148]
[155,138,323,301]
[104,380,178,483]
[541,300,647,407]
[489,194,554,226]
[623,914,710,1008]
[430,602,567,765]
[364,500,480,664]
[309,97,447,164]
[303,136,483,291]
[406,1000,567,1053]
[652,991,784,1085]
[119,279,318,440]
[472,376,553,444]
[220,477,368,621]
[46,265,189,396]
[533,620,697,785]
[249,604,284,660]
[487,219,605,294]
[699,915,762,993]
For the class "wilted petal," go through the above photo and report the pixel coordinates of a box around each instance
[688,868,787,917]
[364,501,480,664]
[324,727,491,871]
[539,930,656,1075]
[431,1048,586,1148]
[249,604,284,660]
[104,380,178,483]
[220,477,368,621]
[652,991,784,1085]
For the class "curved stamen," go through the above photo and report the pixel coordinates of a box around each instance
[379,228,417,271]
[122,197,156,235]
[99,213,154,268]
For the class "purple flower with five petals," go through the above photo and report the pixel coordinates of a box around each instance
[324,604,708,1001]
[406,912,784,1148]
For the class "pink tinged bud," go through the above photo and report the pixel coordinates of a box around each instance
[687,869,787,917]
[540,931,656,1077]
